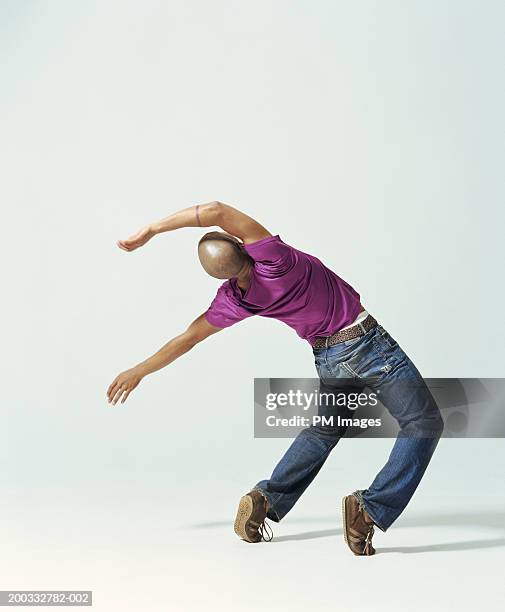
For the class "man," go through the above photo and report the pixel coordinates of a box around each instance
[107,201,443,556]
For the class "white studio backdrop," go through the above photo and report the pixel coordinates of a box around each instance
[0,0,503,551]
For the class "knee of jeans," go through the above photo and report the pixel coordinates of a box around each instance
[309,424,346,440]
[432,413,444,438]
[408,411,444,438]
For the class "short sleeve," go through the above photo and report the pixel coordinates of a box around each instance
[204,281,254,328]
[243,235,294,275]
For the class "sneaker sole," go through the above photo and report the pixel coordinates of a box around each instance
[234,495,255,543]
[342,495,361,556]
[341,495,351,551]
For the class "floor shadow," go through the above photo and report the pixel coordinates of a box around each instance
[189,516,335,529]
[187,510,505,552]
[378,538,505,554]
[273,528,340,542]
[190,520,231,529]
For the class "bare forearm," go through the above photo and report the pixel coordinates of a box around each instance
[135,333,196,377]
[148,201,270,243]
[118,201,269,252]
[149,202,221,235]
[107,314,220,405]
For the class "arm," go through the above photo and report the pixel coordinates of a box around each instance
[117,201,271,251]
[107,313,222,405]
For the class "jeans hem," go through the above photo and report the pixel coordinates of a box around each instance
[252,487,281,523]
[353,490,387,532]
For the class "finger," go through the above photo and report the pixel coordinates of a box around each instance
[124,233,140,244]
[114,387,129,405]
[107,377,119,396]
[108,377,121,397]
[111,385,125,405]
[109,383,123,403]
[107,384,118,401]
[118,240,133,251]
[121,388,132,403]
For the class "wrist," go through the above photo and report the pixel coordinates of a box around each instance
[134,363,150,378]
[148,222,161,236]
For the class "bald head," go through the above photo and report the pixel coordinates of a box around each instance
[198,231,251,279]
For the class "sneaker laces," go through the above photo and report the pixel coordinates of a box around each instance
[363,523,374,555]
[258,519,274,542]
[253,489,274,542]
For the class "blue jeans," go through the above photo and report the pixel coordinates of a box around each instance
[255,322,444,531]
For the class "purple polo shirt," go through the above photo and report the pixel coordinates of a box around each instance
[204,235,361,344]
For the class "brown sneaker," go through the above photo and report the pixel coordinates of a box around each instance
[342,494,376,556]
[234,490,273,543]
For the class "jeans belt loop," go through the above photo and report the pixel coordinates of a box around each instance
[359,322,367,335]
[324,335,329,349]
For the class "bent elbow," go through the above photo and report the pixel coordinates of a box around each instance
[205,201,225,224]
[181,337,197,353]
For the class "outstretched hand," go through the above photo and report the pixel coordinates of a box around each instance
[117,226,154,252]
[107,367,144,405]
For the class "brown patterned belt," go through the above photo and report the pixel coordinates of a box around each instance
[312,314,378,349]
